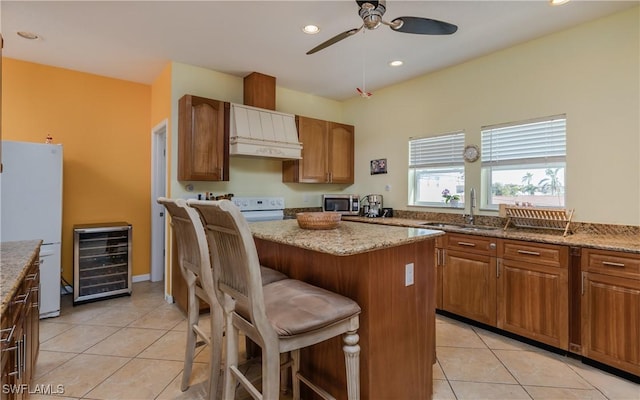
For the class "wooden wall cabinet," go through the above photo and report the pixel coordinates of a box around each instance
[442,233,498,326]
[282,116,354,184]
[1,250,40,400]
[498,240,569,349]
[581,248,639,376]
[178,95,230,181]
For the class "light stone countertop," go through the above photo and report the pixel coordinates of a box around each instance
[343,216,640,254]
[250,219,444,256]
[1,240,42,316]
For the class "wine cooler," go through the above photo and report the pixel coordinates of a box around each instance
[73,222,132,305]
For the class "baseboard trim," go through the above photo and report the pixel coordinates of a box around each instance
[132,274,150,283]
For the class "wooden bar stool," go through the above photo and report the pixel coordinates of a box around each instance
[158,198,287,399]
[189,199,361,400]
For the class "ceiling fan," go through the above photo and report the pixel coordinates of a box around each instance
[307,0,458,55]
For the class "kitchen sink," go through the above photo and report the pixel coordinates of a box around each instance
[461,225,501,231]
[419,222,500,231]
[420,222,466,229]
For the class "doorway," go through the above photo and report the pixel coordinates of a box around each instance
[151,120,167,285]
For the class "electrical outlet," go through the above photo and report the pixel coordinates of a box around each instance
[405,263,414,286]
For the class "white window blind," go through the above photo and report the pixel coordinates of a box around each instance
[481,116,566,167]
[409,132,465,168]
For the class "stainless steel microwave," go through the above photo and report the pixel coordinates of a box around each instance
[322,194,360,215]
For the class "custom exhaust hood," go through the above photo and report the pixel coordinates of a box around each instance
[229,103,302,159]
[229,72,302,160]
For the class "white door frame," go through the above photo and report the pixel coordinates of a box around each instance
[150,120,167,284]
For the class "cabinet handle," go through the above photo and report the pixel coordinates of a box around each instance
[0,325,15,343]
[457,241,476,247]
[581,272,586,295]
[497,259,502,278]
[9,338,23,379]
[5,343,19,378]
[601,261,625,268]
[517,250,540,256]
[13,291,30,305]
[25,272,38,281]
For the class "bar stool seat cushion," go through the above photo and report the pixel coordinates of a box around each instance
[262,279,361,337]
[260,266,288,285]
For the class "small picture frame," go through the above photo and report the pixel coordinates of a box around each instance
[370,158,387,175]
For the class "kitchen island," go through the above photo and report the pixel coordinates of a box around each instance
[250,220,444,400]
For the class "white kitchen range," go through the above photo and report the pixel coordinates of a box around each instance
[232,196,285,222]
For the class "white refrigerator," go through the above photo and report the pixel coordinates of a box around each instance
[1,141,63,318]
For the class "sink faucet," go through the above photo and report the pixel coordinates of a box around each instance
[465,188,476,225]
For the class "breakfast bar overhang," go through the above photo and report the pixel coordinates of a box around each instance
[250,220,444,400]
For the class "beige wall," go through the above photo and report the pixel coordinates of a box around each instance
[343,7,639,226]
[168,62,349,209]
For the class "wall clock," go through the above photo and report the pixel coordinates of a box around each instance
[463,145,480,162]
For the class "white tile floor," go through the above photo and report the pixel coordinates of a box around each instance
[31,281,639,399]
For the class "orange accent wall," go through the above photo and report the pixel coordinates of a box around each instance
[2,58,152,282]
[151,63,172,133]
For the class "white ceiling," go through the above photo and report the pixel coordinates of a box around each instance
[2,1,636,101]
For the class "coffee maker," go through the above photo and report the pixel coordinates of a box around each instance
[364,194,383,218]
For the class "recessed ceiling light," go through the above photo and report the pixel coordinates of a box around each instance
[17,31,41,40]
[302,25,320,35]
[389,60,404,67]
[549,0,570,5]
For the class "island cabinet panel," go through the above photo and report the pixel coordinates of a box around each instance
[178,95,230,181]
[254,238,436,400]
[498,240,569,349]
[581,248,640,376]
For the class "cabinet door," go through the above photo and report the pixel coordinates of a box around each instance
[581,272,640,375]
[178,95,229,181]
[443,249,497,326]
[327,122,354,184]
[498,259,569,349]
[295,116,328,182]
[435,237,444,310]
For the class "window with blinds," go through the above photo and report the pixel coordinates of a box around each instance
[481,115,566,208]
[408,132,465,206]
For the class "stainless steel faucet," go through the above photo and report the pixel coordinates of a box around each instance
[466,188,476,225]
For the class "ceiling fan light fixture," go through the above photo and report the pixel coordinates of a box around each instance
[17,31,40,40]
[302,25,320,34]
[549,0,570,5]
[389,60,404,67]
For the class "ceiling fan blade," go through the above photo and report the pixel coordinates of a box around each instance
[391,16,457,35]
[306,26,363,55]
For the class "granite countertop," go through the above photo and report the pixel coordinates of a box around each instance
[1,240,42,316]
[343,216,640,254]
[250,219,444,256]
